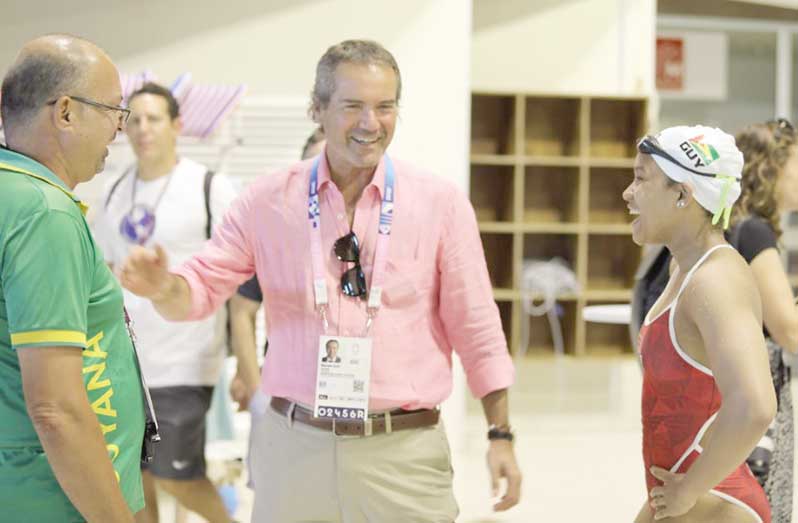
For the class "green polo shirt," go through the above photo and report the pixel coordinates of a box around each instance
[0,148,145,521]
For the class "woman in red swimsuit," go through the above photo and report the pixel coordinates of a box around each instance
[626,125,776,523]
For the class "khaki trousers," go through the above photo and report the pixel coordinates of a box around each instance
[248,403,458,523]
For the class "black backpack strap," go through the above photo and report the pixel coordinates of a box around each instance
[104,166,134,209]
[203,169,216,239]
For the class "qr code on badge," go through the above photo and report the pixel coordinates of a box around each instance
[353,380,364,393]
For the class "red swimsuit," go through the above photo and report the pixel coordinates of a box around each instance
[639,245,770,523]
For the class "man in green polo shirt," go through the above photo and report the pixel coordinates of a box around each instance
[0,35,146,522]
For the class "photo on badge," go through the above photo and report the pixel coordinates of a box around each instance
[321,338,342,364]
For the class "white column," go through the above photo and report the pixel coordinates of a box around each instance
[776,27,792,119]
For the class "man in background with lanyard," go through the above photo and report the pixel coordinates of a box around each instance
[0,35,149,522]
[92,83,238,523]
[119,39,522,522]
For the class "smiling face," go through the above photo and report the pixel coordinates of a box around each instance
[313,62,398,175]
[623,153,683,246]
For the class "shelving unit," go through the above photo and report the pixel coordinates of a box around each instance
[469,93,647,355]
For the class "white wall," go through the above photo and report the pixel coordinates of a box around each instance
[0,0,471,190]
[471,0,656,96]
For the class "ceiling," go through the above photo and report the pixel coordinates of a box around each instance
[660,0,798,20]
[736,0,798,8]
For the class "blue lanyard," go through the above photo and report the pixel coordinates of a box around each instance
[307,156,395,329]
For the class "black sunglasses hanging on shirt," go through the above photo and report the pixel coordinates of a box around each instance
[333,231,367,299]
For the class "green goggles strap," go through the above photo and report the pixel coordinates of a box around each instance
[711,175,736,229]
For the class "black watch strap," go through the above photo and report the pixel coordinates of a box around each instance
[487,426,514,442]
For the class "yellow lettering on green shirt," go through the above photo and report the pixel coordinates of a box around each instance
[84,331,107,359]
[100,422,118,435]
[82,362,111,391]
[91,388,118,417]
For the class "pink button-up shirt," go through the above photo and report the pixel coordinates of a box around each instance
[174,153,514,410]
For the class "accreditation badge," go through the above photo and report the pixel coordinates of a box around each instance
[313,336,372,420]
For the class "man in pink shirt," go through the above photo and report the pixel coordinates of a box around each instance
[120,39,521,522]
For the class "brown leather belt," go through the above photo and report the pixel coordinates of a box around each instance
[270,397,439,437]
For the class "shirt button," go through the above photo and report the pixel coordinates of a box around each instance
[337,213,344,220]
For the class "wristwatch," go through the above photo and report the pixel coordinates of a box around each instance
[487,424,514,442]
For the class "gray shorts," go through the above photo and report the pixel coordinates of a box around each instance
[143,386,213,480]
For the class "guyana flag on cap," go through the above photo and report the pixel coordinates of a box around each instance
[688,135,721,166]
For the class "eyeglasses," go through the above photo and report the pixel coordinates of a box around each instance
[637,136,718,179]
[333,231,367,298]
[48,95,131,125]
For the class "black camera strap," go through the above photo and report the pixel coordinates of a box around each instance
[122,307,161,462]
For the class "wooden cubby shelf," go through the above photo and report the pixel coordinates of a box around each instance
[493,288,521,302]
[589,168,633,225]
[525,97,581,157]
[481,232,514,290]
[523,302,578,355]
[587,234,639,292]
[588,224,633,234]
[590,98,647,159]
[470,154,516,166]
[523,234,578,266]
[584,290,633,301]
[584,302,633,354]
[471,94,516,155]
[590,158,637,169]
[470,92,647,355]
[525,166,580,224]
[522,156,582,167]
[519,223,580,234]
[496,301,514,347]
[479,222,518,234]
[471,164,514,223]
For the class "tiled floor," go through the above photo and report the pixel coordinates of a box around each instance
[453,356,646,522]
[166,356,796,522]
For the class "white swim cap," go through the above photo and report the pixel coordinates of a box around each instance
[639,125,744,228]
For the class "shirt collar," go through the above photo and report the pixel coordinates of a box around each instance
[316,147,387,198]
[0,146,88,215]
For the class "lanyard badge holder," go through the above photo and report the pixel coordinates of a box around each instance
[308,156,395,428]
[123,308,161,463]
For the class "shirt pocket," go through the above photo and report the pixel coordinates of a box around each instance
[381,258,435,309]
